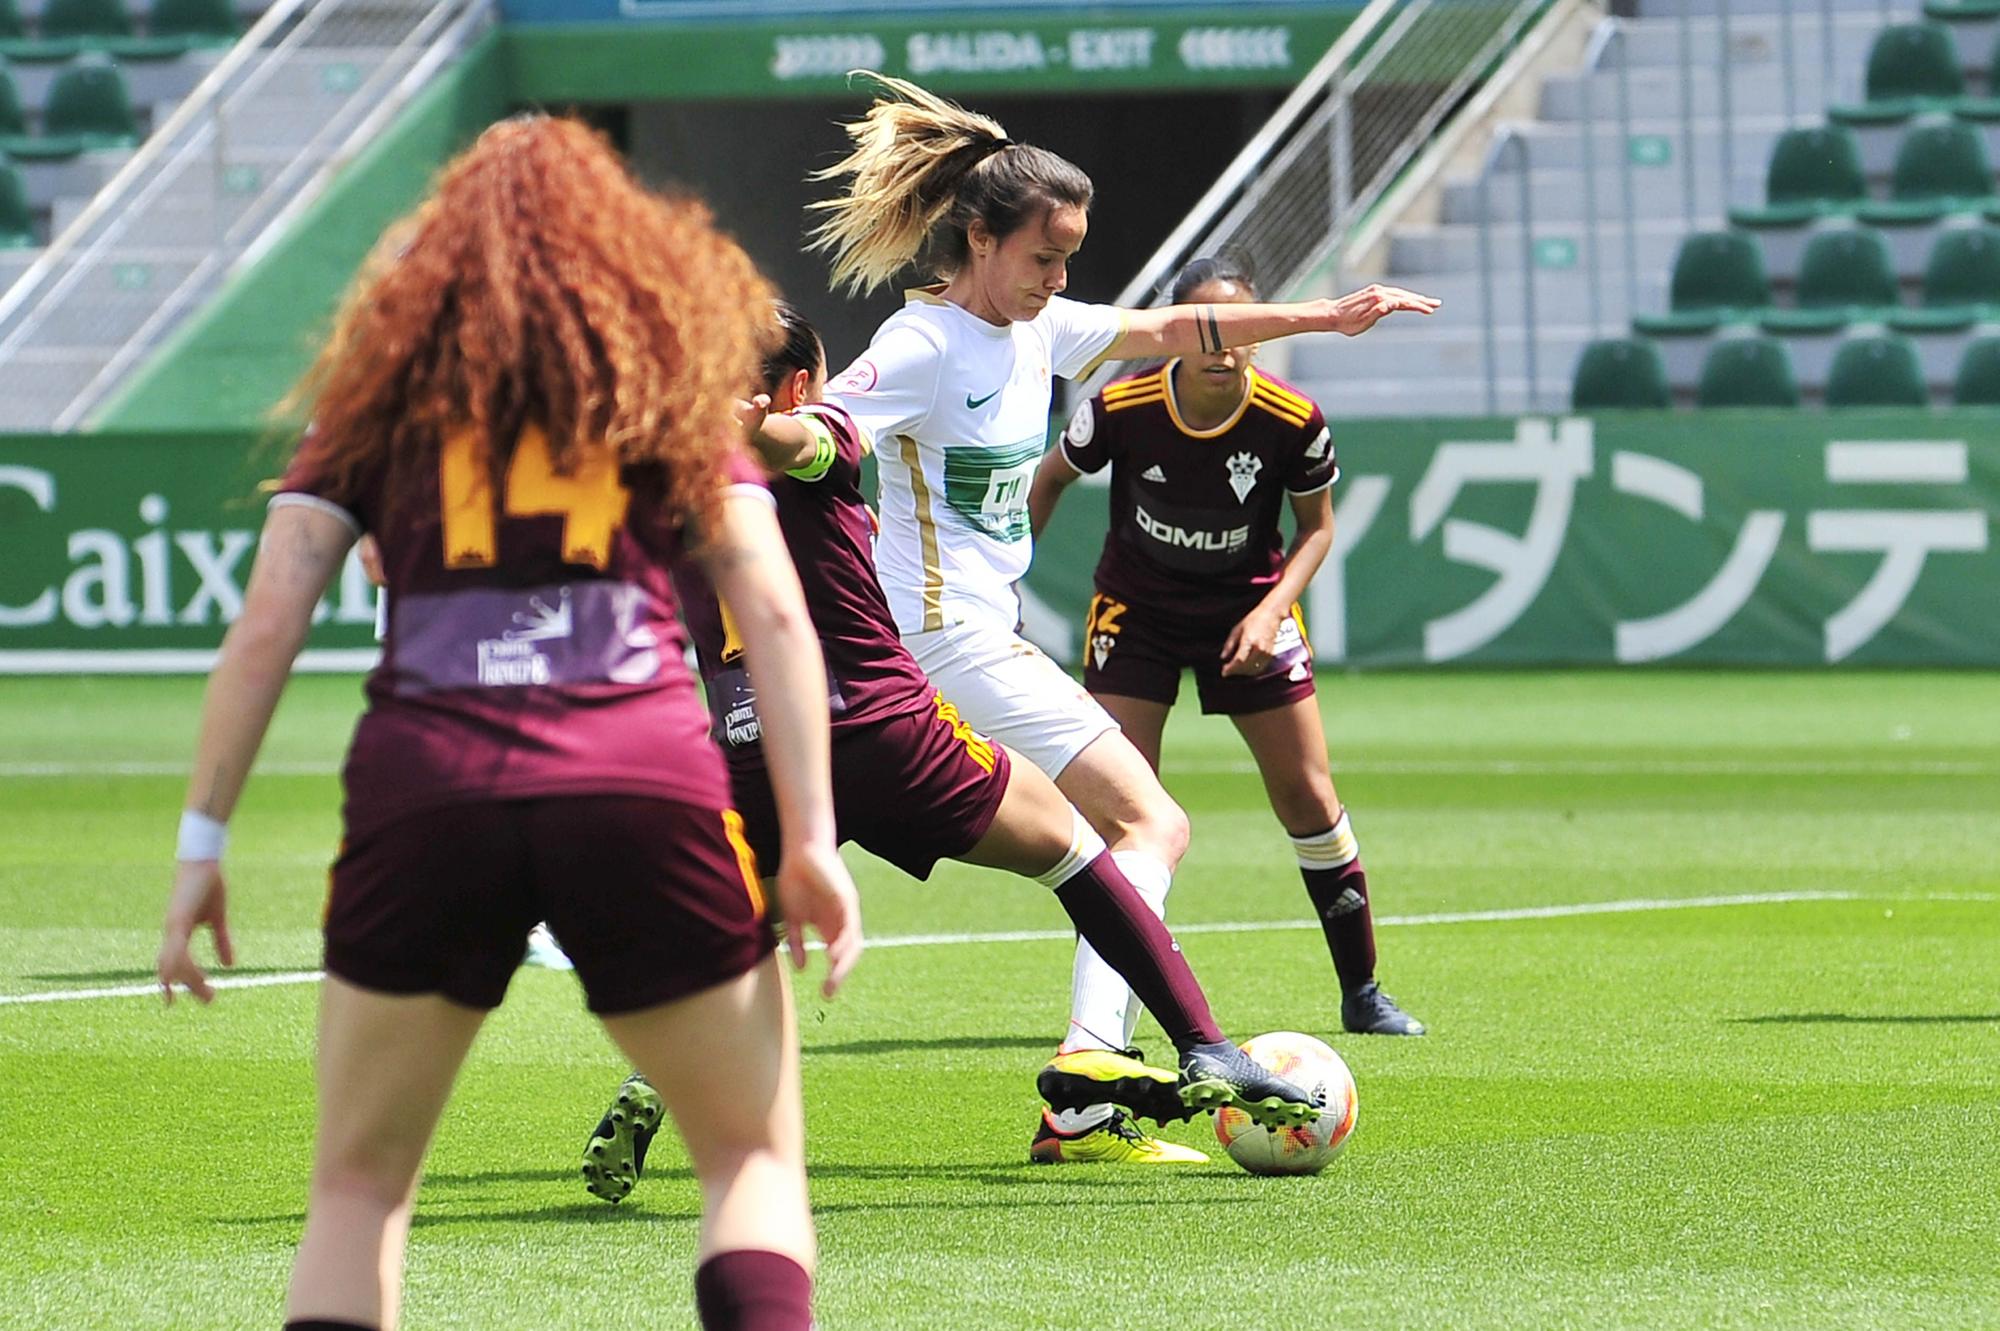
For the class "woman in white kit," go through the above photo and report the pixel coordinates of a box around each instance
[811,74,1438,1163]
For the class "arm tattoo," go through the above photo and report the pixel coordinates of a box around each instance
[1198,305,1224,354]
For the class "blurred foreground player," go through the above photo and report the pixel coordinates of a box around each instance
[1029,256,1422,1038]
[583,303,1322,1196]
[155,117,859,1331]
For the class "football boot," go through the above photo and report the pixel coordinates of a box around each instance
[581,1072,664,1204]
[1342,981,1426,1036]
[1036,1047,1188,1124]
[1177,1040,1323,1129]
[1028,1109,1209,1165]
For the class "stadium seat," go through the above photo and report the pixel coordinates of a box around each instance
[1949,334,2000,401]
[148,0,238,48]
[1924,0,2000,21]
[8,57,139,159]
[1858,120,1997,226]
[1571,338,1673,410]
[0,158,34,247]
[1696,336,1802,408]
[1761,227,1903,334]
[0,63,30,157]
[1729,126,1869,229]
[1632,232,1771,336]
[1890,224,2000,329]
[1824,333,1930,406]
[1830,24,1966,126]
[39,0,132,44]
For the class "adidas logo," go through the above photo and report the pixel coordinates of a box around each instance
[1140,465,1167,483]
[1288,662,1311,682]
[1321,888,1367,919]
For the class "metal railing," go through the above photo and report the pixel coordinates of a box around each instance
[1472,0,1922,412]
[1073,0,1551,403]
[0,0,495,432]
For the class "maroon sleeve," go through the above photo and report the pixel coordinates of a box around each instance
[1284,402,1337,495]
[1058,395,1112,475]
[271,426,375,534]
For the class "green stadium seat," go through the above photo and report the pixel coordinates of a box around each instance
[1824,333,1930,406]
[39,0,131,43]
[0,0,21,41]
[1830,24,1965,126]
[7,56,139,159]
[0,63,30,156]
[1760,228,1902,333]
[0,158,34,247]
[1890,225,2000,330]
[1631,231,1771,336]
[1924,0,2000,20]
[147,0,237,47]
[1729,126,1869,229]
[1571,338,1673,410]
[1949,334,2000,402]
[1696,336,1802,408]
[0,0,77,60]
[1857,120,1996,226]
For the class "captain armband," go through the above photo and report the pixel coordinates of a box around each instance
[785,415,841,483]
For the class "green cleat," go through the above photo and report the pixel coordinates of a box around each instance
[581,1072,664,1204]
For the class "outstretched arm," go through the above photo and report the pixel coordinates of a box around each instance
[735,396,827,475]
[1104,284,1440,363]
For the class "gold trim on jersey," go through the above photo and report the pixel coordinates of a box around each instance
[1248,371,1315,427]
[1102,367,1168,413]
[900,434,947,632]
[1161,359,1254,439]
[1075,309,1132,380]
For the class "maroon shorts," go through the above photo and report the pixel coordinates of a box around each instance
[1082,591,1317,717]
[324,795,772,1014]
[727,693,1011,881]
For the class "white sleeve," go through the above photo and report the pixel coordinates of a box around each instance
[1043,296,1128,381]
[821,323,942,453]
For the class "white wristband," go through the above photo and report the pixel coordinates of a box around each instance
[176,810,228,861]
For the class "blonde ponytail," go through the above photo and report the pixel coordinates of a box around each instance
[806,72,1011,296]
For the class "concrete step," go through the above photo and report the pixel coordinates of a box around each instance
[1441,166,1770,223]
[1541,64,1861,122]
[10,253,204,349]
[1606,13,1903,73]
[1392,219,1708,276]
[1636,0,1918,18]
[0,350,109,431]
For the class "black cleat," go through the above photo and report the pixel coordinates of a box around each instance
[1342,981,1426,1036]
[1178,1041,1323,1129]
[581,1072,664,1204]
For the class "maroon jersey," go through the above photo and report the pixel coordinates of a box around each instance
[674,402,934,761]
[1059,363,1334,625]
[276,423,752,838]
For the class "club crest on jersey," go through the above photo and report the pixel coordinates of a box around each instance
[1091,632,1116,670]
[1226,451,1262,503]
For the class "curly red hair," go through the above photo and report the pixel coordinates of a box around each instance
[288,115,776,530]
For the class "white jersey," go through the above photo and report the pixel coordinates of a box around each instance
[824,289,1125,634]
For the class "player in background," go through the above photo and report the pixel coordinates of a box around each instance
[1029,255,1424,1041]
[805,73,1437,1155]
[153,118,859,1331]
[583,302,1322,1194]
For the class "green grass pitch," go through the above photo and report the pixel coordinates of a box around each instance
[2,671,1997,1330]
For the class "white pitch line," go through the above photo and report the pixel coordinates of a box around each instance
[5,758,1996,779]
[5,890,1991,1009]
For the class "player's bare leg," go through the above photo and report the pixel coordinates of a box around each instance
[1091,693,1171,774]
[1232,698,1424,1036]
[285,978,486,1331]
[603,954,814,1328]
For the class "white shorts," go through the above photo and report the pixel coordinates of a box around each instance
[905,618,1118,779]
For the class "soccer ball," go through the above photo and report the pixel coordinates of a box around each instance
[1212,1032,1358,1176]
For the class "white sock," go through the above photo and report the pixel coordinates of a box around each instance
[1047,1105,1117,1134]
[1058,849,1173,1056]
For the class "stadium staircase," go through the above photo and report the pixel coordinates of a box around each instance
[0,0,493,431]
[1107,0,2000,415]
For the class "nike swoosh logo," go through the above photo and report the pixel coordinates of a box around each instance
[965,390,999,409]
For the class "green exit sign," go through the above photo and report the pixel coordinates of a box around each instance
[1628,135,1672,166]
[1534,237,1579,270]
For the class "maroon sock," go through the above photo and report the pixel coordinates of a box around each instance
[283,1322,376,1330]
[1054,852,1224,1052]
[1301,854,1376,992]
[694,1250,813,1331]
